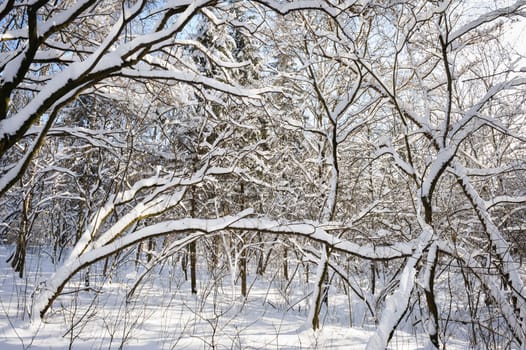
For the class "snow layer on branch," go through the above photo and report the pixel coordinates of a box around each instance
[303,247,328,331]
[69,164,231,260]
[421,148,454,198]
[31,209,255,319]
[376,144,416,177]
[452,162,526,334]
[33,211,419,320]
[448,0,526,43]
[0,88,78,195]
[439,241,526,344]
[120,68,277,97]
[0,49,120,139]
[229,218,414,260]
[37,0,96,38]
[0,0,204,141]
[450,78,526,143]
[485,195,526,209]
[0,137,39,193]
[366,227,433,350]
[68,173,169,259]
[256,0,364,16]
[465,162,526,176]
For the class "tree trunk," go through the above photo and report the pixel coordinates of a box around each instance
[240,244,247,298]
[189,241,197,294]
[8,190,31,278]
[189,178,198,294]
[424,244,440,349]
[283,246,289,281]
[310,248,330,330]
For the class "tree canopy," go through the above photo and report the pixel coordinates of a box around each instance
[1,1,526,348]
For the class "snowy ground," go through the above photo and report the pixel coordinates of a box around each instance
[0,245,469,349]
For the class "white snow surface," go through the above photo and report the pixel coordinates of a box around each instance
[0,245,471,350]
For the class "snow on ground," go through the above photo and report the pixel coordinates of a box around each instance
[0,245,468,349]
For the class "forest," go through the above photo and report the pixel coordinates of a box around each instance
[1,0,525,349]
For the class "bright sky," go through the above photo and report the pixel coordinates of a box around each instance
[507,20,526,57]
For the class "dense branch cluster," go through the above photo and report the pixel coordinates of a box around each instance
[1,0,525,348]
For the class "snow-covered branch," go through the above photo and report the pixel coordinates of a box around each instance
[366,227,434,349]
[448,0,526,44]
